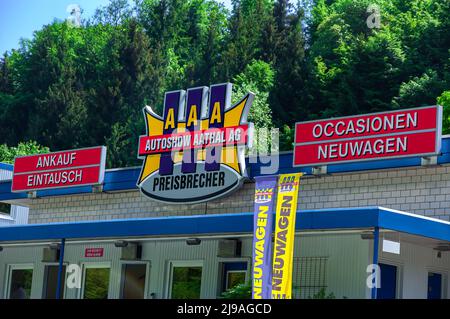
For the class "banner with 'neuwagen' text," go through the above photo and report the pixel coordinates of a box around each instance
[271,173,302,299]
[252,176,277,299]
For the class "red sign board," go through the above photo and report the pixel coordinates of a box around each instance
[138,125,248,156]
[85,248,104,258]
[12,146,107,192]
[294,106,442,167]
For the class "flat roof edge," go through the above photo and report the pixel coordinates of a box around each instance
[0,207,447,243]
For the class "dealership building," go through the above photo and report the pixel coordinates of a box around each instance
[0,97,449,299]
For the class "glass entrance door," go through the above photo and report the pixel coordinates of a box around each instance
[43,265,66,299]
[121,264,148,299]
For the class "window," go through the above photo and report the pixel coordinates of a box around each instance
[7,265,33,299]
[0,203,11,215]
[292,257,328,299]
[226,271,246,290]
[169,262,202,299]
[43,265,66,299]
[121,263,148,299]
[220,261,248,293]
[82,264,110,299]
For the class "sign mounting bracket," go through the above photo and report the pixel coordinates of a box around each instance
[312,165,328,176]
[92,184,103,193]
[421,155,438,166]
[27,191,37,199]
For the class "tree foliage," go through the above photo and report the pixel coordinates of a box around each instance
[233,60,274,129]
[0,0,449,165]
[438,91,450,135]
[220,282,252,299]
[0,141,49,164]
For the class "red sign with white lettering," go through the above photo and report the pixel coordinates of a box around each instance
[138,125,248,156]
[85,248,104,258]
[12,146,107,192]
[293,106,442,167]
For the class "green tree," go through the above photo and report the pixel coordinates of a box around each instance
[221,283,252,299]
[232,60,274,130]
[0,53,31,145]
[393,70,446,109]
[438,91,450,135]
[0,141,49,164]
[103,19,159,167]
[185,0,229,86]
[10,22,89,149]
[306,0,449,121]
[222,0,274,79]
[93,0,133,26]
[232,60,275,154]
[1,0,449,168]
[270,0,307,126]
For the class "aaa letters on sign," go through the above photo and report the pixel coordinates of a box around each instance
[12,146,107,193]
[137,83,254,204]
[293,105,442,167]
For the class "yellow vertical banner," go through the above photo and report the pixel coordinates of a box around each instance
[271,173,303,299]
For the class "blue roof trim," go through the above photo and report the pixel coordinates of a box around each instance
[1,137,450,200]
[0,162,13,171]
[378,209,450,242]
[0,207,449,243]
[297,207,380,230]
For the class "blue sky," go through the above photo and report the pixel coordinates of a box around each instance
[0,0,232,54]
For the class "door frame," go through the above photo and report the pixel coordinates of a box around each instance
[4,263,34,299]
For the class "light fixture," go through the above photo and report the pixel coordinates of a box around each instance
[434,244,450,252]
[360,231,374,240]
[114,240,129,248]
[434,244,450,258]
[186,238,201,246]
[49,243,60,250]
